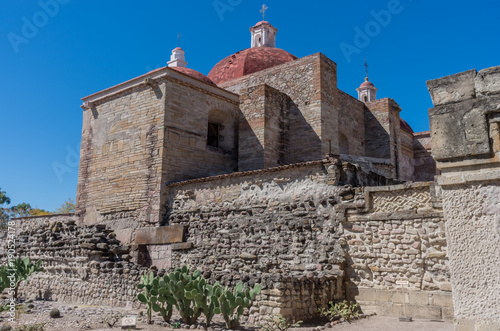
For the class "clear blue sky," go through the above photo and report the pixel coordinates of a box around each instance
[0,0,498,211]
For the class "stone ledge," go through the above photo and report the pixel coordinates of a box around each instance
[437,168,500,187]
[171,242,193,250]
[347,211,443,222]
[135,225,184,245]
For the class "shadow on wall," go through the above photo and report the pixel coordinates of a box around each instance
[364,109,391,159]
[287,99,322,163]
[238,95,323,171]
[413,138,438,182]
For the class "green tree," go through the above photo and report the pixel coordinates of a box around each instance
[0,187,11,228]
[0,188,51,228]
[54,198,75,214]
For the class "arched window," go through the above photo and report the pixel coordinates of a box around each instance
[207,109,234,151]
[254,34,262,47]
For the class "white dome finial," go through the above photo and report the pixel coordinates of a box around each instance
[168,47,187,68]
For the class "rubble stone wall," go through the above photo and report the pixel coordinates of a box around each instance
[165,162,348,321]
[1,163,452,322]
[1,214,142,306]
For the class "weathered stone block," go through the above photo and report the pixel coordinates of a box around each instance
[406,305,443,320]
[432,292,453,308]
[429,99,490,160]
[135,225,184,245]
[475,66,500,97]
[441,307,454,321]
[114,228,134,244]
[427,69,476,106]
[408,291,431,306]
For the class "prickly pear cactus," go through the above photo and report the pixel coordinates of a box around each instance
[192,279,222,326]
[218,282,261,329]
[158,266,203,325]
[137,270,155,324]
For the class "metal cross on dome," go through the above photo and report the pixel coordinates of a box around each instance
[177,33,182,47]
[260,4,268,21]
[364,59,369,79]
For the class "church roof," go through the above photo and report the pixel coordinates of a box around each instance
[170,66,216,86]
[400,118,414,133]
[208,47,297,85]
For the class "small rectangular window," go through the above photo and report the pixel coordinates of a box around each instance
[207,122,219,148]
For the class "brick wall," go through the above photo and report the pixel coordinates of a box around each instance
[238,84,291,171]
[77,68,240,228]
[364,98,402,179]
[337,90,366,156]
[77,83,165,226]
[221,53,337,163]
[399,128,415,181]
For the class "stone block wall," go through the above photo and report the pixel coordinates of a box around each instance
[77,67,239,232]
[364,98,402,179]
[220,53,336,162]
[427,65,500,330]
[164,161,348,321]
[399,127,415,181]
[77,83,165,226]
[238,84,291,171]
[162,75,240,183]
[413,131,437,182]
[337,90,365,157]
[0,164,453,323]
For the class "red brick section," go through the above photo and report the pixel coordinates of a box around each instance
[207,47,298,85]
[170,67,216,86]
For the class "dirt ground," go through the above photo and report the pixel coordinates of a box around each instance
[0,300,454,331]
[323,315,453,331]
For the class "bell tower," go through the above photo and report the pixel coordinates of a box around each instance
[356,60,377,102]
[250,5,277,48]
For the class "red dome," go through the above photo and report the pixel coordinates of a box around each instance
[360,80,374,88]
[170,67,216,86]
[208,47,298,85]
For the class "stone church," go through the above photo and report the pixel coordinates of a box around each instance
[4,17,500,331]
[76,20,436,227]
